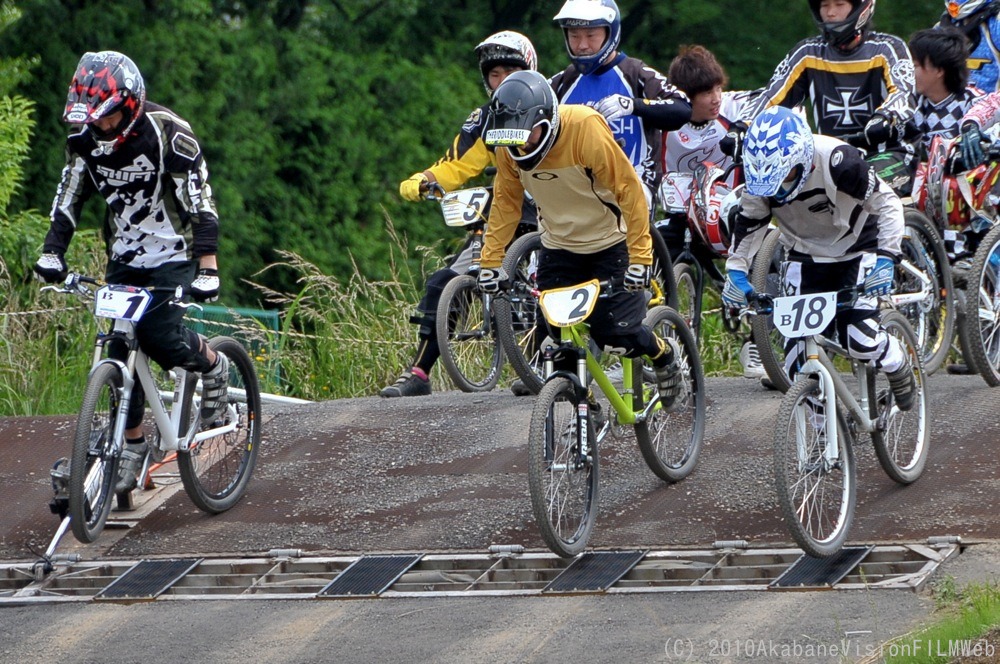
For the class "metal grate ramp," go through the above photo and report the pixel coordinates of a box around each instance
[770,546,874,589]
[95,558,202,601]
[544,550,645,593]
[318,554,422,598]
[0,541,961,603]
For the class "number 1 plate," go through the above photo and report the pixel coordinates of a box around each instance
[94,284,153,321]
[771,292,837,338]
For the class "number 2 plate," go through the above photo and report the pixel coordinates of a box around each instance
[771,292,836,338]
[94,284,153,321]
[539,280,600,327]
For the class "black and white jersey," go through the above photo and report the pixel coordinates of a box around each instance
[726,135,904,274]
[909,86,984,149]
[741,33,915,139]
[45,102,219,268]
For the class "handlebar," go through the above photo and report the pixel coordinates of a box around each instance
[41,273,201,310]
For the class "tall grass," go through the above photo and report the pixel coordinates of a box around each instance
[0,216,748,414]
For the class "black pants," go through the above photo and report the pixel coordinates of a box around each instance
[535,242,664,362]
[105,260,211,428]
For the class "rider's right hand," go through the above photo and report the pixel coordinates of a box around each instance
[719,120,748,160]
[958,122,987,170]
[399,172,430,202]
[33,252,68,284]
[721,269,755,309]
[477,266,508,294]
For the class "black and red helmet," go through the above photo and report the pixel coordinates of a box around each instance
[64,51,146,153]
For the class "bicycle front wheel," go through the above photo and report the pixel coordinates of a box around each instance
[672,262,701,342]
[896,210,954,375]
[869,311,930,484]
[635,306,705,482]
[436,274,503,392]
[178,337,262,513]
[527,377,599,558]
[774,377,856,558]
[750,228,792,392]
[69,362,124,543]
[495,231,545,394]
[962,224,1000,386]
[650,223,680,310]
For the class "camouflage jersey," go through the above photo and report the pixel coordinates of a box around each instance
[45,102,219,269]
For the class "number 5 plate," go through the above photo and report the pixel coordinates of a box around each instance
[94,284,153,321]
[772,292,837,338]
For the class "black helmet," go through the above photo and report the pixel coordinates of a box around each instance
[474,31,538,97]
[808,0,875,50]
[484,70,560,171]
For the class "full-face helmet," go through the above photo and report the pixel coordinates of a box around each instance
[484,70,560,171]
[554,0,622,76]
[474,31,538,97]
[944,0,998,25]
[807,0,876,50]
[63,51,146,154]
[744,106,815,205]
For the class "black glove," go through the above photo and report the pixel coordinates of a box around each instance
[623,263,652,292]
[476,267,508,294]
[863,112,896,146]
[190,268,220,302]
[719,120,748,160]
[33,253,68,283]
[959,122,987,170]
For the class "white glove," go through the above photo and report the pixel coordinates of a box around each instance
[594,94,634,123]
[33,253,68,283]
[477,267,508,294]
[190,268,220,302]
[623,263,651,292]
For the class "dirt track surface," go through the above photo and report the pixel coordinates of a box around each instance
[1,374,998,561]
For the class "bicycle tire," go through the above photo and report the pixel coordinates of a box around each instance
[897,209,954,375]
[436,274,504,392]
[69,362,123,543]
[650,224,680,310]
[495,231,545,395]
[750,228,792,392]
[869,311,930,484]
[635,306,705,482]
[527,376,599,558]
[962,223,1000,386]
[178,336,262,513]
[672,262,701,343]
[774,377,856,558]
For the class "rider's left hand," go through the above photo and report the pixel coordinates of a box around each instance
[594,94,635,123]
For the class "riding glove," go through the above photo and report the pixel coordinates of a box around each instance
[594,94,634,123]
[863,256,894,297]
[719,120,748,159]
[721,270,754,309]
[959,122,986,170]
[33,253,68,283]
[863,112,895,146]
[190,268,221,302]
[477,267,508,294]
[623,263,651,292]
[399,172,429,202]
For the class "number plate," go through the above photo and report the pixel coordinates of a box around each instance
[772,292,837,338]
[94,284,153,321]
[441,187,492,227]
[539,280,600,327]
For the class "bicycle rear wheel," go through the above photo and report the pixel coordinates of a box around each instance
[962,224,1000,385]
[896,210,954,375]
[650,224,680,310]
[436,274,503,392]
[495,231,545,394]
[774,377,856,558]
[869,311,930,484]
[750,228,792,392]
[178,337,261,513]
[527,377,599,558]
[635,306,705,482]
[69,362,124,543]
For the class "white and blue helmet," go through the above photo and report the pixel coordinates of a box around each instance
[744,106,815,204]
[554,0,622,76]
